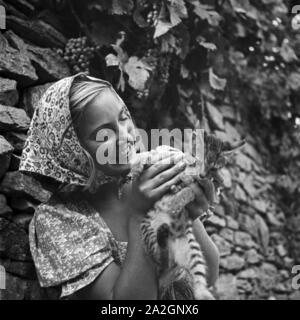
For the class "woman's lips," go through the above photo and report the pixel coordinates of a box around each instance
[117,145,132,164]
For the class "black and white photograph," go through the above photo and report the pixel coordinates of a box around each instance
[0,0,300,304]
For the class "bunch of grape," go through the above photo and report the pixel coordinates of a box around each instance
[57,37,100,75]
[146,3,159,26]
[158,55,171,84]
[136,88,150,99]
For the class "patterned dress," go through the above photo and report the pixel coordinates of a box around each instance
[29,194,128,299]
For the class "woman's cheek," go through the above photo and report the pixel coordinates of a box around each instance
[94,140,117,165]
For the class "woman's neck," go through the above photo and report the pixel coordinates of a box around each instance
[85,181,119,211]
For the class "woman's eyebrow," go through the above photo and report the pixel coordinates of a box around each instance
[90,122,114,138]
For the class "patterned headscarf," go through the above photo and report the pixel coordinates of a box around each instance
[19,72,136,193]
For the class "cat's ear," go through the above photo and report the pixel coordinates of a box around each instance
[222,139,246,155]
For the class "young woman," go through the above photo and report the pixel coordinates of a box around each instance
[19,73,219,300]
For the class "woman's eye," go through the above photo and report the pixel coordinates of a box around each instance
[119,112,129,121]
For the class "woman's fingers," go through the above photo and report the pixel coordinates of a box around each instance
[141,153,185,181]
[151,171,184,201]
[150,159,187,188]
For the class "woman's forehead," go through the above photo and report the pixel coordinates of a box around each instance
[83,89,124,124]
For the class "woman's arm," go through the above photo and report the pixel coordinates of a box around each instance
[192,218,220,287]
[76,212,158,300]
[186,182,220,287]
[76,152,187,300]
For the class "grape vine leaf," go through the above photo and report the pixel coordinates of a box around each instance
[187,0,221,26]
[105,54,120,66]
[209,68,227,91]
[154,19,174,38]
[280,40,298,63]
[105,44,128,91]
[124,56,152,91]
[196,36,217,51]
[154,1,184,38]
[167,0,188,26]
[133,1,148,28]
[229,0,258,20]
[288,72,300,91]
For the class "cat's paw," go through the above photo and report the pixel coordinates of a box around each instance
[157,223,170,248]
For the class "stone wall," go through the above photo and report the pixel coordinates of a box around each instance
[0,0,300,300]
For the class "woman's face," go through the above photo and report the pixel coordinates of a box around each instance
[77,88,136,176]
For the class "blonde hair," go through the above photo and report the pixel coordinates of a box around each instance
[69,76,117,193]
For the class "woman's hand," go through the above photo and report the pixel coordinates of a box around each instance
[186,180,216,221]
[125,152,187,216]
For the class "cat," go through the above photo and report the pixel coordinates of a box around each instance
[127,131,245,300]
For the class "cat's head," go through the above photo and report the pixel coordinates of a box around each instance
[199,132,246,199]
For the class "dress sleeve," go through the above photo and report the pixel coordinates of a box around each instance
[29,200,115,299]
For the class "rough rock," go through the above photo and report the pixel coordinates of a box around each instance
[241,175,257,198]
[219,167,232,188]
[206,102,225,131]
[10,197,37,215]
[224,121,241,141]
[221,105,239,122]
[259,263,278,291]
[206,215,226,228]
[252,199,268,214]
[234,184,247,202]
[275,244,287,257]
[0,32,38,86]
[12,213,34,230]
[6,15,67,48]
[219,228,234,242]
[0,273,27,300]
[0,220,31,261]
[0,135,14,179]
[243,143,263,164]
[0,194,13,216]
[213,204,225,216]
[234,231,256,249]
[211,234,232,257]
[220,254,245,271]
[0,105,30,132]
[0,258,36,279]
[234,153,254,172]
[0,171,52,203]
[236,278,253,293]
[4,131,27,153]
[245,249,261,264]
[0,77,19,106]
[26,44,71,82]
[216,274,239,300]
[8,154,21,171]
[226,216,239,230]
[238,268,259,279]
[238,214,259,239]
[255,214,269,252]
[21,82,53,117]
[0,217,10,231]
[4,31,70,84]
